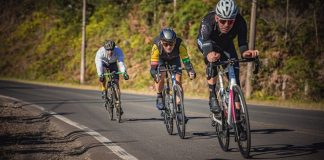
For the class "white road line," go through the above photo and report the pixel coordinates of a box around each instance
[1,95,138,160]
[47,110,138,160]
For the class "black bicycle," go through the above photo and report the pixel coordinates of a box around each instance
[156,64,187,139]
[102,70,125,123]
[211,57,259,158]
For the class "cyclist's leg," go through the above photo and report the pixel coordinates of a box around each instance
[205,56,221,114]
[155,59,167,110]
[101,64,109,99]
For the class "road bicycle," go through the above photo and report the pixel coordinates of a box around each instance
[156,64,187,139]
[210,57,259,158]
[102,70,125,123]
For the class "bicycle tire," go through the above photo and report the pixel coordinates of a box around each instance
[107,87,114,121]
[113,83,122,123]
[215,84,230,151]
[174,84,186,139]
[215,113,230,151]
[162,88,173,135]
[232,85,251,158]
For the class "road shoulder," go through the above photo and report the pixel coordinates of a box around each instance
[0,95,121,160]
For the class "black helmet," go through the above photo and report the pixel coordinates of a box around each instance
[160,28,176,43]
[104,40,115,50]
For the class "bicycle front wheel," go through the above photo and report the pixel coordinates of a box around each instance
[215,85,229,151]
[113,83,122,123]
[162,88,173,135]
[233,85,251,158]
[107,87,114,121]
[173,84,186,139]
[215,112,230,152]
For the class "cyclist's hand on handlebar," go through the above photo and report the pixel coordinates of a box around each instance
[123,72,129,80]
[150,68,157,79]
[207,51,221,62]
[242,50,259,58]
[189,70,196,80]
[99,74,105,83]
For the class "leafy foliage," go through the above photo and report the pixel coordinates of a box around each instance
[0,0,323,101]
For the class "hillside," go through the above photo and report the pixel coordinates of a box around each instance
[0,0,323,102]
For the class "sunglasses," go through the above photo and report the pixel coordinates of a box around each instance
[218,19,235,25]
[162,42,175,47]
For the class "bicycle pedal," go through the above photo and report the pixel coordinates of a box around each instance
[211,121,216,127]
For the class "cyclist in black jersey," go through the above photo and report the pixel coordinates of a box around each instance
[197,0,259,114]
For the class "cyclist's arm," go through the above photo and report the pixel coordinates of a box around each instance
[115,47,126,73]
[199,21,223,57]
[150,44,160,78]
[237,14,248,56]
[150,44,159,67]
[179,43,193,70]
[95,47,105,76]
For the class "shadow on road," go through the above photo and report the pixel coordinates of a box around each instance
[125,117,164,122]
[251,128,294,134]
[250,142,324,159]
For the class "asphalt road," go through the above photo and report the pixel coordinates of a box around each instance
[1,80,323,160]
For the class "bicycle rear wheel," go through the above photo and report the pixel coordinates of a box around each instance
[174,84,186,139]
[233,85,251,158]
[162,88,173,135]
[113,83,122,123]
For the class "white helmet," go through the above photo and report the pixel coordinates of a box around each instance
[215,0,238,19]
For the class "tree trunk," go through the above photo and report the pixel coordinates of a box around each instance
[245,0,257,99]
[80,0,86,84]
[313,7,319,47]
[284,0,289,45]
[304,80,309,96]
[173,0,177,15]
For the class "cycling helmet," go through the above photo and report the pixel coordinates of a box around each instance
[160,28,176,43]
[215,0,238,19]
[104,40,115,50]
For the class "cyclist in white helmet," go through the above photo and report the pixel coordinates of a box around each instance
[95,39,129,92]
[197,0,259,140]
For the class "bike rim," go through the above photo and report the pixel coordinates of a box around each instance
[162,89,173,135]
[215,112,230,151]
[233,85,251,158]
[174,85,185,139]
[113,84,122,123]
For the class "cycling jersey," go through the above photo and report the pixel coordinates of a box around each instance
[95,46,126,76]
[197,11,248,57]
[150,36,191,66]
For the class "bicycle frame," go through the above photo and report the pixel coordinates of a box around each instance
[103,69,125,122]
[212,63,237,127]
[157,64,179,114]
[212,58,256,126]
[212,57,258,158]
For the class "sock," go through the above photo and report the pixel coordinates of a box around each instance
[208,84,216,98]
[157,92,162,98]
